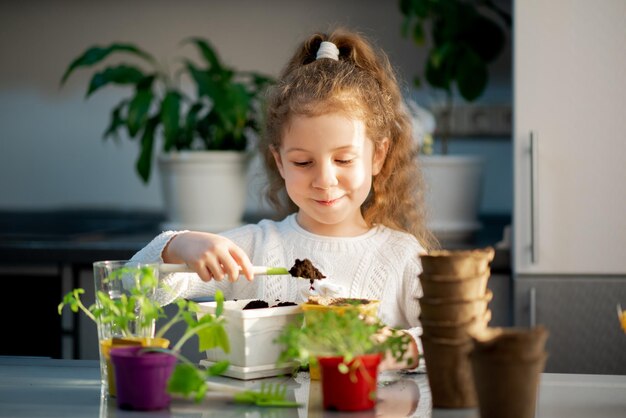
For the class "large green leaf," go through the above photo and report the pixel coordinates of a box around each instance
[425,43,455,92]
[214,291,224,318]
[103,99,128,140]
[185,61,222,99]
[464,15,506,62]
[160,91,181,151]
[86,65,145,97]
[432,2,471,45]
[180,102,204,149]
[136,117,158,183]
[127,86,154,137]
[412,21,425,45]
[226,83,250,125]
[206,360,229,376]
[61,43,155,85]
[197,322,230,353]
[184,37,224,74]
[456,48,487,101]
[167,363,207,401]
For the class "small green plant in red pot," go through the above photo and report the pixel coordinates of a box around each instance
[316,353,383,411]
[276,308,412,411]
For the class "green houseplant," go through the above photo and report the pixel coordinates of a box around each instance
[60,38,274,230]
[399,0,511,244]
[276,308,412,411]
[399,0,511,154]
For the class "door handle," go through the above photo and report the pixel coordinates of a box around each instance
[529,132,539,264]
[529,286,537,327]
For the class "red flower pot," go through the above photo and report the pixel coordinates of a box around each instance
[317,353,382,411]
[110,345,176,411]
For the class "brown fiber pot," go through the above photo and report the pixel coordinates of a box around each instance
[470,326,549,361]
[470,350,548,418]
[421,335,477,408]
[419,290,492,322]
[421,310,492,340]
[419,271,490,299]
[421,247,494,276]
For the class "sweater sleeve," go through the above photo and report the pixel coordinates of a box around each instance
[128,230,213,305]
[398,256,424,355]
[129,226,264,305]
[373,230,424,356]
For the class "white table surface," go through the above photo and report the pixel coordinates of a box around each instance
[0,357,624,417]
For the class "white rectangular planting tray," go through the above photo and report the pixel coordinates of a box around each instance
[197,299,303,380]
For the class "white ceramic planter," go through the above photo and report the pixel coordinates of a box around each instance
[196,299,303,380]
[158,151,250,231]
[420,155,485,243]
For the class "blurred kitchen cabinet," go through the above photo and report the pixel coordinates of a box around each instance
[513,0,626,374]
[515,278,626,374]
[0,267,63,358]
[487,273,512,327]
[513,0,626,275]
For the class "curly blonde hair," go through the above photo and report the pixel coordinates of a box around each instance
[260,28,437,250]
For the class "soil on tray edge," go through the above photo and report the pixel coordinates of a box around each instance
[241,300,298,310]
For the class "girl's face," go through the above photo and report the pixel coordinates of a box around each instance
[272,114,388,236]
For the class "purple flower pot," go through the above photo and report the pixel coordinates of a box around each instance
[110,345,176,411]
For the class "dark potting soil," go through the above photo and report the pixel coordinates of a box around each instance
[289,258,326,290]
[242,300,269,310]
[241,300,297,309]
[289,258,326,280]
[271,301,297,308]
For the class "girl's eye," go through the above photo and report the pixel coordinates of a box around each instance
[336,159,354,165]
[292,161,311,167]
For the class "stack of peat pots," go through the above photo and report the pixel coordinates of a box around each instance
[418,247,495,408]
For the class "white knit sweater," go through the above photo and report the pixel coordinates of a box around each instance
[130,214,424,347]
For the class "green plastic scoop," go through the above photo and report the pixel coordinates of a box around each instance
[159,264,290,276]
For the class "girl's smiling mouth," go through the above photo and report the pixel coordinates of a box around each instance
[314,197,342,206]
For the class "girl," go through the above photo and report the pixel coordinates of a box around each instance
[130,28,437,370]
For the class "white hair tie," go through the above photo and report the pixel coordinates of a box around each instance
[316,41,339,61]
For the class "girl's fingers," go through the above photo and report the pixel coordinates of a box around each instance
[211,242,246,282]
[205,257,228,281]
[230,247,254,281]
[192,265,214,282]
[172,232,250,282]
[188,253,224,282]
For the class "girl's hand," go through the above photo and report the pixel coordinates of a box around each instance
[162,231,254,282]
[376,328,420,371]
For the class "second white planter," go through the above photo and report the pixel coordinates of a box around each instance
[420,155,485,244]
[158,151,250,232]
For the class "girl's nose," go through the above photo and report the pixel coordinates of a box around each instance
[312,161,338,189]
